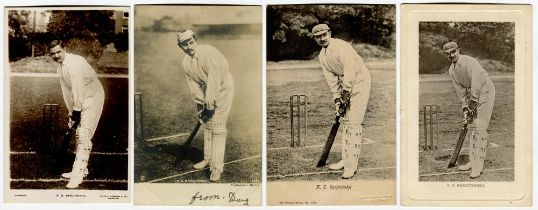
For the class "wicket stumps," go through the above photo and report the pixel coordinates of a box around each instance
[290,94,307,147]
[134,92,145,147]
[423,104,439,150]
[42,104,59,146]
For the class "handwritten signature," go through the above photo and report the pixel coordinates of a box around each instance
[189,191,249,206]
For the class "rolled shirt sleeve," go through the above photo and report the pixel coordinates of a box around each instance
[185,74,205,105]
[59,75,74,113]
[200,46,227,108]
[467,58,488,101]
[339,41,360,92]
[319,52,342,100]
[449,67,470,108]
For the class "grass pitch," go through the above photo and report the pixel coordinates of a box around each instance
[134,32,262,183]
[266,60,396,181]
[419,74,514,181]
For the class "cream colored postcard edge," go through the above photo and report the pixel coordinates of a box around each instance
[134,183,261,206]
[267,180,396,206]
[3,6,131,203]
[400,4,532,206]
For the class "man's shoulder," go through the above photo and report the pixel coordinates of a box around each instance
[331,38,350,46]
[197,44,226,60]
[460,54,478,62]
[198,44,220,53]
[64,53,87,65]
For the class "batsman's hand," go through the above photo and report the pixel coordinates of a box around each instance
[198,104,215,124]
[341,90,351,104]
[462,106,476,125]
[334,98,342,116]
[469,100,478,111]
[334,98,349,117]
[70,110,81,125]
[462,107,470,124]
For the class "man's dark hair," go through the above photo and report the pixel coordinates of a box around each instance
[49,40,63,49]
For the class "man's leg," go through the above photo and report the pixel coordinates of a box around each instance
[64,87,104,188]
[193,126,211,169]
[341,80,370,179]
[209,116,227,181]
[66,127,92,188]
[342,123,362,179]
[470,120,489,178]
[470,82,495,178]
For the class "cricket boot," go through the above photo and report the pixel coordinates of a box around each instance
[210,117,227,182]
[470,132,487,179]
[210,168,222,182]
[329,161,345,170]
[66,131,92,189]
[62,168,89,178]
[458,131,475,171]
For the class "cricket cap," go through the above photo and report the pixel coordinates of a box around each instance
[312,24,330,36]
[177,29,195,42]
[443,42,459,53]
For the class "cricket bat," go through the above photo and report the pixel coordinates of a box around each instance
[183,121,201,146]
[59,121,79,153]
[447,120,470,168]
[316,116,341,167]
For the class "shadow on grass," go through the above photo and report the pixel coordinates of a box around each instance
[135,143,204,182]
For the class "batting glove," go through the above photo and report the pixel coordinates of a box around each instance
[199,104,215,124]
[341,90,351,105]
[334,98,342,116]
[70,110,81,125]
[468,100,478,112]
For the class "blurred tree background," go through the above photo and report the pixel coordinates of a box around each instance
[419,22,514,74]
[8,10,128,62]
[267,5,395,61]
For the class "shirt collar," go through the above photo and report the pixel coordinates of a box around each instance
[455,55,463,66]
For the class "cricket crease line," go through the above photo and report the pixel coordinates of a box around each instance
[420,142,499,153]
[147,155,262,183]
[268,137,374,151]
[267,166,396,179]
[10,72,128,78]
[144,133,190,142]
[441,142,499,152]
[11,178,127,183]
[420,75,513,82]
[420,167,514,177]
[10,151,128,155]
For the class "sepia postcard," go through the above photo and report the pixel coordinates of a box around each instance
[4,7,130,203]
[266,4,396,205]
[133,5,262,206]
[400,4,532,206]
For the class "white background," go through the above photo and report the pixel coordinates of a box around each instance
[1,0,536,209]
